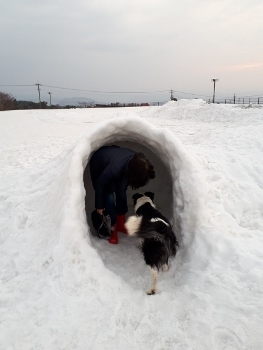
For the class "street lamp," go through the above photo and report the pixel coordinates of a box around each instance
[48,92,52,107]
[211,79,219,103]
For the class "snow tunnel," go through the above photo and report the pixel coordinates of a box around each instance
[81,115,198,243]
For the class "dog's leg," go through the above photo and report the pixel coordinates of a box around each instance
[162,263,169,272]
[147,267,158,295]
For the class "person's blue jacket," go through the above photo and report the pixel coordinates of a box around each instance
[90,145,135,215]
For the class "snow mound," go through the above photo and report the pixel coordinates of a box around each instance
[2,103,263,349]
[65,115,207,249]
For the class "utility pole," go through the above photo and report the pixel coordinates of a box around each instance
[170,89,177,101]
[48,92,52,107]
[35,83,42,108]
[211,79,219,103]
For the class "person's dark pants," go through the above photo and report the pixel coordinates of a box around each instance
[104,193,116,226]
[104,191,127,227]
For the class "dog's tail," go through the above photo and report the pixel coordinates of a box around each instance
[125,215,142,236]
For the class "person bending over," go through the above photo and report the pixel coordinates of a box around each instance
[89,145,155,244]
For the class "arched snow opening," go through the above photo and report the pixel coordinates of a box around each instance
[72,115,205,247]
[83,140,175,235]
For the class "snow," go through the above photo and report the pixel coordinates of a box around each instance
[1,100,263,350]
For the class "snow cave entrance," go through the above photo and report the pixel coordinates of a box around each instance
[83,139,175,238]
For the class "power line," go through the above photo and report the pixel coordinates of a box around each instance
[41,85,213,98]
[172,90,211,98]
[1,83,262,100]
[41,84,169,94]
[239,93,263,98]
[0,83,210,96]
[0,84,35,87]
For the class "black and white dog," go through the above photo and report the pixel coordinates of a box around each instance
[125,192,179,295]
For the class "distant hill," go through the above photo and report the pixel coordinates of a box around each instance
[58,97,97,107]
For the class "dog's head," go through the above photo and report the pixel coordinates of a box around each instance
[132,192,155,212]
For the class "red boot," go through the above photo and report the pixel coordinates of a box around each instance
[117,215,127,234]
[108,224,118,244]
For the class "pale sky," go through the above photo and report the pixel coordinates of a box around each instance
[0,0,262,104]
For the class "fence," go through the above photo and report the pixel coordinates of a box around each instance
[208,97,262,105]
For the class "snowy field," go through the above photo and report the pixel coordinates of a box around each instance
[0,100,263,350]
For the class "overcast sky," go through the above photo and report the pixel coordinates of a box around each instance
[0,0,262,104]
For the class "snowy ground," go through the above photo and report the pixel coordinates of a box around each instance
[0,100,263,350]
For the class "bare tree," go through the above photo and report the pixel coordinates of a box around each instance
[78,101,95,108]
[0,92,17,111]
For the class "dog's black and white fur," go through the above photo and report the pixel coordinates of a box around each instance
[125,192,178,295]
